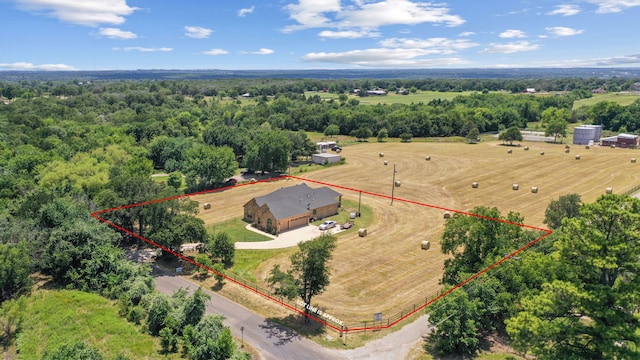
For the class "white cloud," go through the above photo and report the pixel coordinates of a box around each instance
[380,37,478,52]
[184,26,213,39]
[499,29,526,38]
[546,4,581,16]
[318,29,379,39]
[480,41,540,54]
[203,48,229,55]
[113,47,173,52]
[238,6,255,17]
[251,48,274,55]
[302,48,471,67]
[283,0,464,33]
[587,0,640,13]
[0,62,77,70]
[98,27,137,39]
[546,26,584,36]
[14,0,138,26]
[459,31,475,37]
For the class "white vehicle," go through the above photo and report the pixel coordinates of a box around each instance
[318,220,337,230]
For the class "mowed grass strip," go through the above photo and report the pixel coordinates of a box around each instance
[209,217,272,243]
[573,92,640,109]
[17,290,178,359]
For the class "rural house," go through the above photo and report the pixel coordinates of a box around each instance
[243,183,342,234]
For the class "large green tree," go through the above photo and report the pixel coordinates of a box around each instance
[507,194,640,359]
[498,126,522,146]
[267,234,337,323]
[183,145,237,189]
[543,193,582,229]
[440,207,530,285]
[244,128,291,173]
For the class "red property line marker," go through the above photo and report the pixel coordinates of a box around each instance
[91,175,553,333]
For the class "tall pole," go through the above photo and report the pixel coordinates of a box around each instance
[358,190,362,217]
[391,163,397,205]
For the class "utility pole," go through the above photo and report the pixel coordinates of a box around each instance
[390,163,397,205]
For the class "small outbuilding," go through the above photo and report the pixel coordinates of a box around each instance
[312,153,341,165]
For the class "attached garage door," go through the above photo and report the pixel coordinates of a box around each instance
[289,216,308,230]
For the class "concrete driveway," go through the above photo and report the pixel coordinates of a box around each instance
[235,223,344,250]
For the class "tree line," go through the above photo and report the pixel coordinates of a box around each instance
[426,193,639,359]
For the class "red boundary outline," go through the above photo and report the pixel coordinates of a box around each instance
[91,175,553,333]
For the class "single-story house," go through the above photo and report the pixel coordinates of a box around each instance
[311,153,341,165]
[243,183,342,234]
[601,133,639,148]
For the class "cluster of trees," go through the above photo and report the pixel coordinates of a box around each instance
[426,194,640,359]
[1,76,640,357]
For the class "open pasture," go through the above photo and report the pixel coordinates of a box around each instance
[192,140,640,322]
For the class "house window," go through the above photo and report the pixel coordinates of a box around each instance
[313,209,317,215]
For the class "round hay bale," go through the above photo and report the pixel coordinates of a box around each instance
[565,149,570,153]
[585,145,590,149]
[203,203,211,210]
[575,155,581,160]
[384,160,388,165]
[531,186,538,193]
[421,241,431,250]
[565,145,571,149]
[632,158,637,163]
[611,144,616,149]
[512,184,519,191]
[379,152,384,157]
[250,178,257,182]
[472,182,479,188]
[507,149,513,154]
[394,180,401,187]
[606,187,613,194]
[540,151,545,155]
[358,228,367,237]
[443,212,451,219]
[524,146,530,151]
[425,156,431,161]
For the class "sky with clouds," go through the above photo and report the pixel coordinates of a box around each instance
[1,0,639,70]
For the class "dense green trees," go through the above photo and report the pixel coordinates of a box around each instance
[183,145,237,189]
[507,194,640,359]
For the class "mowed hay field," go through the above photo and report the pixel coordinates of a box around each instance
[192,140,640,322]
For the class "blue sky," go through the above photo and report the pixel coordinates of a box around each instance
[1,0,639,70]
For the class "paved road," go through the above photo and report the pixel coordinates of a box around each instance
[153,269,431,360]
[154,271,342,360]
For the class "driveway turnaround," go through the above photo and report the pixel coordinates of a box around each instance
[235,224,343,250]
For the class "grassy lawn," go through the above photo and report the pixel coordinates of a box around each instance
[573,92,640,109]
[230,248,297,283]
[16,290,178,359]
[208,217,272,243]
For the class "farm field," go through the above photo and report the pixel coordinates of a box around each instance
[573,92,640,108]
[304,90,481,105]
[192,140,640,323]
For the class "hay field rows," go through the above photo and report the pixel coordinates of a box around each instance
[192,141,640,322]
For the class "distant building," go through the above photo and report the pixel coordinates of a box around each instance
[525,88,536,94]
[601,133,639,148]
[573,125,603,145]
[366,90,387,96]
[316,141,337,152]
[311,153,341,165]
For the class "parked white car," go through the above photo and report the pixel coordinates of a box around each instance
[318,220,337,230]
